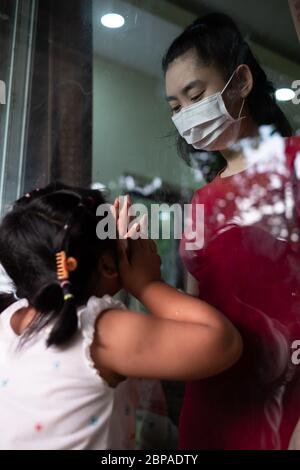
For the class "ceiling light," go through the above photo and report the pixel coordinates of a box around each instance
[101,13,125,29]
[275,88,295,102]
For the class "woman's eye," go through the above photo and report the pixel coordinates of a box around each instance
[172,106,181,114]
[191,92,204,102]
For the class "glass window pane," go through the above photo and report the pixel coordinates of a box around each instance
[1,0,300,452]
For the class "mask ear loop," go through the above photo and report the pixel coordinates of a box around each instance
[238,98,246,119]
[222,68,246,120]
[221,69,238,95]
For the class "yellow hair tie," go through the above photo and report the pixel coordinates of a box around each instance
[64,293,74,302]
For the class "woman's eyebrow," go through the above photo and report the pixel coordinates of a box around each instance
[166,79,205,102]
[182,80,205,94]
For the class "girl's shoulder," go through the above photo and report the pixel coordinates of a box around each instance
[78,295,126,318]
[75,295,127,386]
[77,295,127,337]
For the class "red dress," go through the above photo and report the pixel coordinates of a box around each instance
[179,136,300,449]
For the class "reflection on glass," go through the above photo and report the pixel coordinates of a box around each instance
[0,0,300,452]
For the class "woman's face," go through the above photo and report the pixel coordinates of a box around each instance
[165,48,246,151]
[165,48,228,115]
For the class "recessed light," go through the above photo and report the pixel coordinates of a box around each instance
[275,88,296,102]
[101,13,125,29]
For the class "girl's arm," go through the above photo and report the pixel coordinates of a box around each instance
[91,305,242,381]
[91,239,243,381]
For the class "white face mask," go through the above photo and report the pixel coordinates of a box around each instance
[171,69,245,151]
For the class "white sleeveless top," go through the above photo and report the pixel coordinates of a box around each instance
[0,295,136,450]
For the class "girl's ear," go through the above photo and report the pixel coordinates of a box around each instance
[236,64,253,99]
[98,253,119,279]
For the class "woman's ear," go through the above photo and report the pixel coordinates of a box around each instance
[236,64,253,99]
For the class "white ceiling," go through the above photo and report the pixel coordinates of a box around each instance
[93,0,182,79]
[93,0,300,130]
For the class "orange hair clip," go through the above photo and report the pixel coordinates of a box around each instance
[56,251,78,281]
[56,251,68,281]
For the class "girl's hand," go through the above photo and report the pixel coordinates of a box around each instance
[117,238,162,299]
[113,195,132,240]
[113,195,147,250]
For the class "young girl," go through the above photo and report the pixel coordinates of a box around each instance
[0,182,242,450]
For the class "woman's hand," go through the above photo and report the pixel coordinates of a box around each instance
[117,238,162,299]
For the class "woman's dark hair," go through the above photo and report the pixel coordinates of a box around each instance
[0,182,117,347]
[162,13,292,180]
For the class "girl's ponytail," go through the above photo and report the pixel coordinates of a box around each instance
[0,183,116,347]
[32,281,77,347]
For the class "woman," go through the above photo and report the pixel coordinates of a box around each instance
[163,12,300,450]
